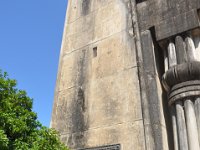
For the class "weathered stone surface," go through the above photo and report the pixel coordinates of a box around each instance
[60,121,145,150]
[87,68,142,128]
[137,0,200,40]
[62,0,129,55]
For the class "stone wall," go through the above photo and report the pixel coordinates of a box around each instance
[51,0,176,149]
[51,0,147,149]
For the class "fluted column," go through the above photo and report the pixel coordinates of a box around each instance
[162,34,200,150]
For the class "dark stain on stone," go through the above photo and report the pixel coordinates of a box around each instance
[70,49,88,149]
[77,87,86,112]
[82,0,91,15]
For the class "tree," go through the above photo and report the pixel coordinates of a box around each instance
[0,71,69,150]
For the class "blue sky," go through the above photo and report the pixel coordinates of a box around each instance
[0,0,68,127]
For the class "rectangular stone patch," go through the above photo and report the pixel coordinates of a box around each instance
[156,9,200,40]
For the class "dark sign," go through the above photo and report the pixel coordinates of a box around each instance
[79,144,120,150]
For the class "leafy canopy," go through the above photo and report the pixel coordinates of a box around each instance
[0,71,69,150]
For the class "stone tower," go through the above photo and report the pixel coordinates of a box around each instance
[51,0,200,149]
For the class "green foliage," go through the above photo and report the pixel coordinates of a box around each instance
[0,70,69,150]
